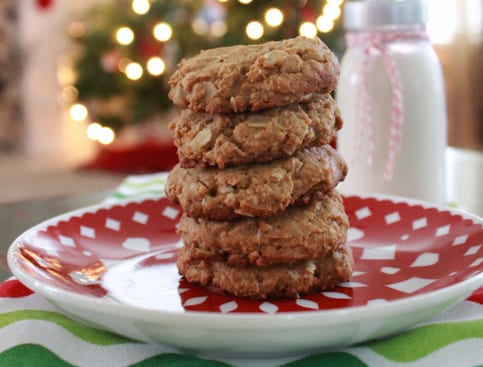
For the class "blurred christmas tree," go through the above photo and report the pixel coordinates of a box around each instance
[67,0,345,142]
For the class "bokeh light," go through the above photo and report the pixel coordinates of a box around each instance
[299,22,317,38]
[116,27,134,45]
[246,21,264,40]
[146,57,166,75]
[132,0,150,15]
[70,103,88,122]
[125,62,143,80]
[264,8,284,27]
[153,22,173,42]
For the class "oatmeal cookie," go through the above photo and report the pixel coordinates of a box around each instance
[168,36,339,114]
[177,243,353,300]
[166,145,347,220]
[177,190,349,266]
[171,94,342,169]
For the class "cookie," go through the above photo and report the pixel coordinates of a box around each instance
[177,190,349,266]
[171,94,342,169]
[177,243,353,300]
[168,36,339,114]
[166,145,347,220]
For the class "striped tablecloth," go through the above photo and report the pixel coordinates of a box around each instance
[1,173,482,367]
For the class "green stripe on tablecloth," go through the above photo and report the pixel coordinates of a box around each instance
[280,352,368,367]
[111,190,166,200]
[129,353,232,367]
[122,178,167,189]
[0,310,131,346]
[0,344,74,367]
[367,319,483,362]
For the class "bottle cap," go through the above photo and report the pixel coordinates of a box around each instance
[343,0,428,30]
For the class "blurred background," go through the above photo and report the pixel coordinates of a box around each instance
[0,0,481,204]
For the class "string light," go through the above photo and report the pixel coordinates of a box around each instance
[118,57,132,73]
[132,0,150,15]
[62,86,79,103]
[125,62,143,80]
[239,0,253,4]
[147,57,166,76]
[86,122,103,141]
[87,123,115,145]
[116,27,134,45]
[192,18,209,35]
[68,21,86,39]
[70,103,88,122]
[316,15,334,33]
[323,3,342,20]
[327,0,344,6]
[98,127,115,145]
[153,22,173,42]
[57,65,76,86]
[246,21,264,40]
[211,20,227,37]
[264,8,284,27]
[299,22,317,38]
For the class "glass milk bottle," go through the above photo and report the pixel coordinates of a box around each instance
[336,0,447,204]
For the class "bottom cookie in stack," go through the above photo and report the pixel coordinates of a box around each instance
[177,190,353,300]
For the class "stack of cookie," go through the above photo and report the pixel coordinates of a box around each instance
[166,36,353,300]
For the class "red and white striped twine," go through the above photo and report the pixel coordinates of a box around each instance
[346,30,428,181]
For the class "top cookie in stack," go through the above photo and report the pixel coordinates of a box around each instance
[168,36,339,114]
[166,36,352,300]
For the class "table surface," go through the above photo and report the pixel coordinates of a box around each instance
[1,147,482,282]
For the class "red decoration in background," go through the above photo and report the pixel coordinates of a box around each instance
[36,0,53,10]
[138,37,163,59]
[300,6,317,22]
[80,140,178,174]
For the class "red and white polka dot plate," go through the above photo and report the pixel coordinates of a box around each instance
[8,194,483,354]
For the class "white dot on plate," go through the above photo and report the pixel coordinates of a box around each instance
[400,234,410,240]
[80,226,96,239]
[449,271,458,276]
[387,277,436,294]
[381,266,400,274]
[361,244,397,260]
[322,292,352,300]
[469,257,483,268]
[464,245,481,256]
[412,217,427,231]
[220,301,238,313]
[347,227,365,242]
[338,281,367,288]
[155,252,175,260]
[59,235,76,247]
[162,206,180,220]
[435,224,450,237]
[82,250,93,256]
[410,252,439,267]
[183,296,208,307]
[452,234,468,246]
[132,211,149,225]
[122,237,151,252]
[385,211,401,225]
[355,206,372,220]
[296,299,319,310]
[259,302,279,314]
[105,218,121,231]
